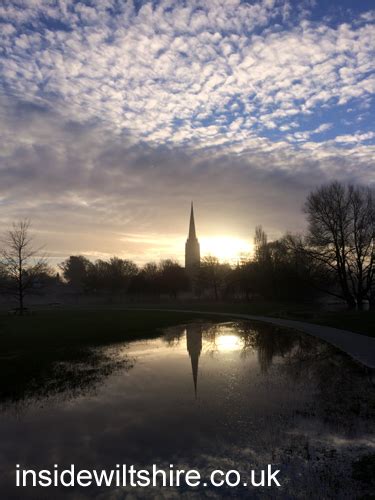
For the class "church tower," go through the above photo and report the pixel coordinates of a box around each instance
[185,202,200,273]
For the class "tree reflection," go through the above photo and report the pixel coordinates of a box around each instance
[238,322,298,373]
[162,325,185,346]
[162,320,375,433]
[201,321,300,373]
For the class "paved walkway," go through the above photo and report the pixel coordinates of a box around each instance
[126,308,375,369]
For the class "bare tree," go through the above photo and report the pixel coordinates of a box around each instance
[158,259,189,298]
[254,225,269,264]
[198,256,230,300]
[304,182,375,309]
[1,220,48,314]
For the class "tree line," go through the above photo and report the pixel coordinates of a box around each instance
[0,181,374,313]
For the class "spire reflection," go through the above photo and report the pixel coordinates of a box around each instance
[186,324,203,398]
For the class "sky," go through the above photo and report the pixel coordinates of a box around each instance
[0,0,374,265]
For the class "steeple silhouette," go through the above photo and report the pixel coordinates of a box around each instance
[185,202,200,273]
[188,202,197,239]
[186,324,202,398]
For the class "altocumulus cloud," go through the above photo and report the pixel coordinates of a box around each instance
[0,0,374,263]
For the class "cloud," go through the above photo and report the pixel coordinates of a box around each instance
[0,0,374,263]
[0,1,373,145]
[0,94,373,264]
[333,131,375,143]
[312,123,332,134]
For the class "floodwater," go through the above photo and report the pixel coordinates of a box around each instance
[0,321,374,499]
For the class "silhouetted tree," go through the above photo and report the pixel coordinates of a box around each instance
[235,228,320,302]
[241,226,271,299]
[232,259,254,301]
[142,262,159,283]
[84,257,138,294]
[59,255,91,290]
[266,235,320,300]
[105,258,138,294]
[135,262,160,296]
[159,259,189,298]
[1,220,49,314]
[304,181,375,308]
[198,256,231,300]
[282,233,336,300]
[254,225,269,264]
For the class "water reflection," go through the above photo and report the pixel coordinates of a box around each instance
[186,324,202,398]
[0,343,134,409]
[182,322,293,397]
[0,321,374,499]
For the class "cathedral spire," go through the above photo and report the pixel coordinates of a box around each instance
[188,201,197,239]
[185,202,200,272]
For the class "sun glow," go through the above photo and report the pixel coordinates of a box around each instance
[200,236,252,263]
[216,334,243,352]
